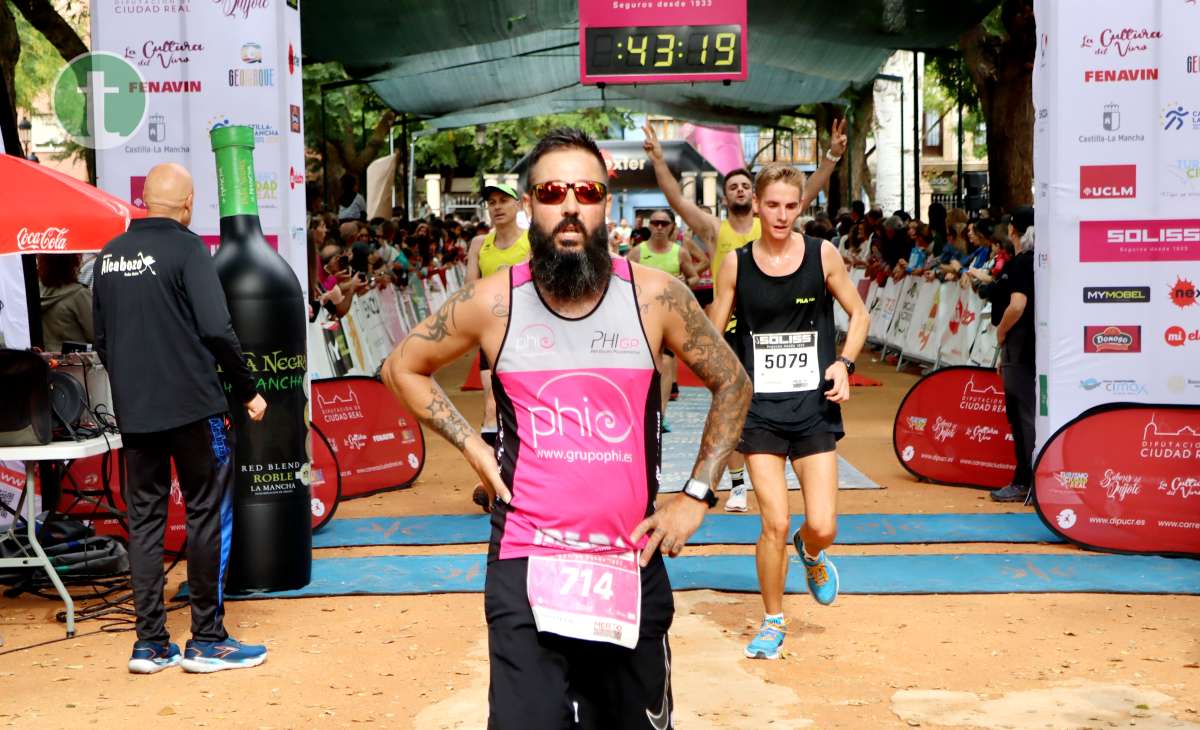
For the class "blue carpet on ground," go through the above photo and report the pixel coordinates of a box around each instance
[660,387,880,491]
[187,553,1200,600]
[313,512,1062,548]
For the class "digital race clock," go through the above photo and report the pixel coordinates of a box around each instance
[579,0,748,85]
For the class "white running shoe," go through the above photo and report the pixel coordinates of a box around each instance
[724,484,748,512]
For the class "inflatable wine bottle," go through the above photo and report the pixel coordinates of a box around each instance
[210,125,311,592]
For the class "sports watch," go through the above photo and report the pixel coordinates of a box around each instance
[682,478,718,508]
[837,355,856,375]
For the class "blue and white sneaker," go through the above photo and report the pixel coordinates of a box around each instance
[128,640,181,674]
[181,637,268,673]
[743,617,787,660]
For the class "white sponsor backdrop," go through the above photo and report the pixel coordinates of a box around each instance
[1034,0,1200,449]
[91,0,308,289]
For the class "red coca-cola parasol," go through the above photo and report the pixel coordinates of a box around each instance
[0,155,145,256]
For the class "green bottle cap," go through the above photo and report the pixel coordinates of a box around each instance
[210,125,256,151]
[210,125,259,217]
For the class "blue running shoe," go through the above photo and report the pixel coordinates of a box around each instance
[181,637,268,673]
[128,640,181,674]
[743,618,787,660]
[800,550,840,606]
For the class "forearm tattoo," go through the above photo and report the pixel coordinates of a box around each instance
[655,279,751,485]
[423,380,474,451]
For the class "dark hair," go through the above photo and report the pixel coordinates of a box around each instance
[1010,205,1035,235]
[380,219,397,240]
[975,218,996,240]
[851,200,866,216]
[525,128,607,186]
[723,168,754,189]
[338,173,358,209]
[36,254,82,289]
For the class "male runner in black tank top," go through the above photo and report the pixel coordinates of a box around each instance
[708,163,870,660]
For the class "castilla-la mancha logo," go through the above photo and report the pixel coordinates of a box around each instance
[16,226,69,251]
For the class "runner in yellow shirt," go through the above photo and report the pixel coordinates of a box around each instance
[628,210,703,432]
[465,182,530,509]
[643,119,847,511]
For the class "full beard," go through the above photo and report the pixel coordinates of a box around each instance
[528,216,612,301]
[728,200,752,217]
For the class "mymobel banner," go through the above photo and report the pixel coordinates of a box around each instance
[90,0,307,288]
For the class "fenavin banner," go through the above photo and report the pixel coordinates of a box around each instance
[1035,404,1200,557]
[893,366,1017,489]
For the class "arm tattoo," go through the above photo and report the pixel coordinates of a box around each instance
[423,380,474,451]
[655,280,751,485]
[490,294,509,318]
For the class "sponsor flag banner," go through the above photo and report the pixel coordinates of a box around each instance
[937,283,983,366]
[90,1,307,286]
[893,366,1016,489]
[1035,404,1200,557]
[1034,0,1200,459]
[884,278,923,349]
[310,377,425,500]
[902,280,950,362]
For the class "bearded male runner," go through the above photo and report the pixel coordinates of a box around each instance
[708,163,869,660]
[465,182,531,509]
[643,120,847,512]
[382,128,750,729]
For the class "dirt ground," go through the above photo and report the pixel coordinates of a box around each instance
[2,354,1198,729]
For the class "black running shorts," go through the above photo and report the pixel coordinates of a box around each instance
[738,429,837,461]
[484,557,675,730]
[479,348,491,372]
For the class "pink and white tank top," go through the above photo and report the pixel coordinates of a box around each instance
[489,257,662,561]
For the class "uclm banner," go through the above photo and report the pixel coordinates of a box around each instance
[893,367,1016,489]
[1035,404,1200,557]
[310,377,425,504]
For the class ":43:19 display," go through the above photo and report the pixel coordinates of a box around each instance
[621,31,737,68]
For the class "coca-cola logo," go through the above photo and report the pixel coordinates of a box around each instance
[1080,27,1161,57]
[16,226,70,251]
[1099,469,1142,501]
[213,0,269,18]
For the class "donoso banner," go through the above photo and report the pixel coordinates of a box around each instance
[310,377,425,505]
[1035,404,1200,557]
[893,366,1017,489]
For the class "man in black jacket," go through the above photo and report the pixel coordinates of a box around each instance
[94,162,269,674]
[990,206,1036,503]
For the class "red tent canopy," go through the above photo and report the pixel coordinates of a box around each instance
[0,155,145,255]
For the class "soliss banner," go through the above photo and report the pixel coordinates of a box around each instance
[1035,404,1200,557]
[310,376,425,502]
[893,366,1017,489]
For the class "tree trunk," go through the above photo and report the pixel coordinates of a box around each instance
[10,0,87,63]
[844,88,875,207]
[0,2,19,117]
[324,110,395,192]
[960,0,1036,211]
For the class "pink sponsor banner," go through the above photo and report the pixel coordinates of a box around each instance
[578,0,747,85]
[1079,220,1200,262]
[1035,404,1200,557]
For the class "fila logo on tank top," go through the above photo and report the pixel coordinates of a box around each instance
[490,257,662,561]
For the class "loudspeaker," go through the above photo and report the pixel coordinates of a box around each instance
[48,370,87,437]
[0,349,51,446]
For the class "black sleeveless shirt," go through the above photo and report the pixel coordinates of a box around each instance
[734,236,843,436]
